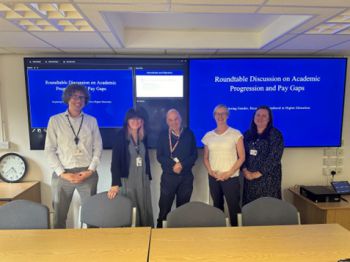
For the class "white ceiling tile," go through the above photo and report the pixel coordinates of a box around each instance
[31,32,110,48]
[0,32,52,47]
[172,5,258,13]
[77,5,110,32]
[3,0,71,2]
[274,34,350,50]
[324,40,350,50]
[101,32,123,49]
[77,3,169,33]
[265,49,318,55]
[260,15,311,47]
[4,47,61,54]
[73,0,167,3]
[1,1,350,55]
[173,0,264,4]
[0,17,22,31]
[166,49,217,55]
[215,49,267,55]
[259,6,343,15]
[265,0,350,7]
[125,29,259,49]
[78,3,168,13]
[0,47,10,54]
[289,13,341,34]
[113,13,276,31]
[316,49,350,56]
[261,34,299,50]
[114,48,166,55]
[60,48,114,53]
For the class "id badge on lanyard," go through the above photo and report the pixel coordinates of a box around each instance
[132,136,142,167]
[73,146,84,156]
[169,129,181,161]
[250,139,258,156]
[136,156,143,167]
[250,149,258,156]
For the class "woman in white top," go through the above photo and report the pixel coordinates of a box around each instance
[202,104,245,226]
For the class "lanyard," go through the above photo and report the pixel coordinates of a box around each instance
[252,138,260,148]
[131,135,140,155]
[66,114,84,145]
[168,128,182,158]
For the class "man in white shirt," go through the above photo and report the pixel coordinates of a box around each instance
[45,84,102,228]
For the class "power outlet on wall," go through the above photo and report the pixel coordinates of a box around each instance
[335,167,343,176]
[324,148,337,157]
[323,158,337,166]
[322,167,342,176]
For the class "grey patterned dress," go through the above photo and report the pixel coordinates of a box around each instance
[242,127,284,206]
[121,142,154,227]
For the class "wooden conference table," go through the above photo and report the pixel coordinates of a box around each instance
[1,224,349,261]
[0,227,151,262]
[149,224,350,262]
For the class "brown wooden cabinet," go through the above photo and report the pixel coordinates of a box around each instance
[289,186,350,230]
[0,181,41,205]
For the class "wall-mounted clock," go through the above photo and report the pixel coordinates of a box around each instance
[0,153,27,183]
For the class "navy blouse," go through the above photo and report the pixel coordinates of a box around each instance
[242,127,284,205]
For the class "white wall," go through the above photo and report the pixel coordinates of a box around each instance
[0,55,349,227]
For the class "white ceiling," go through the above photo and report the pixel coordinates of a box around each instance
[1,0,350,55]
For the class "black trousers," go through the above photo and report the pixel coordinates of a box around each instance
[209,175,240,226]
[157,173,194,228]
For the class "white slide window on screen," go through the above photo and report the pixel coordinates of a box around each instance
[136,71,183,98]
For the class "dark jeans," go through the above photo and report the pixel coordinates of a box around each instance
[209,175,240,226]
[157,173,194,228]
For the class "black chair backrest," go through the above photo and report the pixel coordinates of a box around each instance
[81,192,133,228]
[0,200,49,229]
[242,197,299,226]
[166,201,227,228]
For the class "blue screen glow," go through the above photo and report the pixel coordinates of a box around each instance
[189,58,347,147]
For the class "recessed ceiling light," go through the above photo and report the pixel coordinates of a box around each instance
[0,2,94,32]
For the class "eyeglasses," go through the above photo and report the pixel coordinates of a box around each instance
[71,95,86,101]
[215,112,228,116]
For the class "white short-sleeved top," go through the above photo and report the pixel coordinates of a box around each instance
[201,127,242,177]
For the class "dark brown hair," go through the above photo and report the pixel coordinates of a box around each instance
[62,84,90,104]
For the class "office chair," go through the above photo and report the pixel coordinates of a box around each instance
[239,197,300,226]
[0,199,50,229]
[80,192,136,228]
[165,201,227,228]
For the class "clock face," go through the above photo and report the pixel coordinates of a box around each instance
[0,153,27,182]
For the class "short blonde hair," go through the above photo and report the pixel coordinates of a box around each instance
[213,104,229,118]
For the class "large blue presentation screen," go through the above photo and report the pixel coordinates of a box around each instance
[24,57,188,149]
[27,69,133,128]
[189,58,347,147]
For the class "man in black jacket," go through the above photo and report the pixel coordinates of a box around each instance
[156,109,198,228]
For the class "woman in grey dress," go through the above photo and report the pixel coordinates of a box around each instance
[108,108,154,227]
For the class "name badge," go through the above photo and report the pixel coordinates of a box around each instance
[136,156,143,167]
[173,157,180,163]
[250,149,258,156]
[73,147,84,156]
